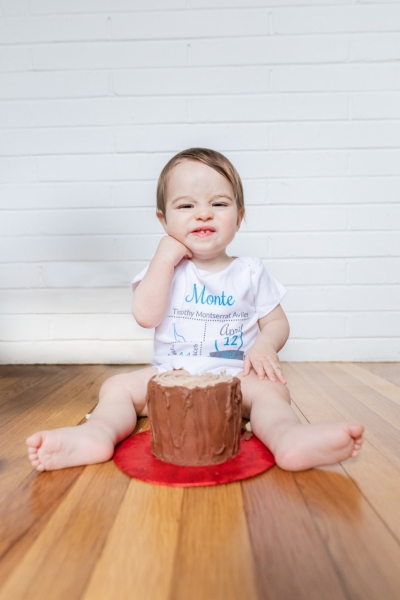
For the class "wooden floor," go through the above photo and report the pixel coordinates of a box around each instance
[0,363,400,600]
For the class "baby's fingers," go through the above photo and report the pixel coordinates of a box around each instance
[242,356,251,377]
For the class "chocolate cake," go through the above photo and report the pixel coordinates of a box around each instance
[147,369,242,466]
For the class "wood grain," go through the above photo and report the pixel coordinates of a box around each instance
[0,462,130,600]
[285,363,400,543]
[83,480,183,600]
[170,483,258,600]
[1,363,400,600]
[242,467,348,600]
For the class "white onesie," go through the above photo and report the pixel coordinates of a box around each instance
[132,257,287,376]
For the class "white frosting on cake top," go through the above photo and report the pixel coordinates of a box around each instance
[153,369,234,389]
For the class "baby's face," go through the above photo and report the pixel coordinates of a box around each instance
[158,159,243,260]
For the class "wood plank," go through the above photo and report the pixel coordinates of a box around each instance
[315,363,400,430]
[0,364,84,423]
[294,465,400,600]
[355,363,400,386]
[0,461,130,600]
[83,480,183,600]
[0,467,84,587]
[285,363,400,543]
[337,362,400,406]
[0,365,137,583]
[242,466,348,600]
[288,362,400,470]
[0,366,62,405]
[169,483,259,600]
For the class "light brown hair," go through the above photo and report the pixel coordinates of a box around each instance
[156,148,245,218]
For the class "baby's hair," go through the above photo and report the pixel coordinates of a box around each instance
[156,148,245,218]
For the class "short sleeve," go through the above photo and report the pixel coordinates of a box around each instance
[131,265,149,293]
[250,259,287,318]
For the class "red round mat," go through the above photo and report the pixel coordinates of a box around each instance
[113,430,275,487]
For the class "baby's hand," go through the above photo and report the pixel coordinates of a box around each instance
[242,342,287,384]
[156,235,192,267]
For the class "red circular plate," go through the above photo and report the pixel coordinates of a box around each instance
[113,430,275,487]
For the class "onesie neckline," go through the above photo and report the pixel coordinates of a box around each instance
[191,257,239,277]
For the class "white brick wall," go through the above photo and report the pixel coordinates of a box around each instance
[1,0,399,364]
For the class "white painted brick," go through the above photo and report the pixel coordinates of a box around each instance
[1,0,30,16]
[0,158,35,183]
[272,5,400,34]
[31,0,186,14]
[191,94,349,122]
[270,64,400,92]
[347,259,400,284]
[0,264,44,289]
[0,47,30,72]
[0,1,399,364]
[245,205,347,232]
[284,285,400,312]
[351,93,400,120]
[0,234,162,263]
[0,235,118,263]
[347,312,400,337]
[0,261,147,289]
[32,41,187,71]
[349,150,400,175]
[267,177,400,205]
[0,128,115,157]
[270,122,400,150]
[0,97,188,128]
[348,205,400,231]
[0,289,131,314]
[0,71,109,100]
[36,154,167,182]
[289,313,347,338]
[0,314,150,341]
[264,259,347,285]
[190,35,349,66]
[231,150,349,178]
[113,67,270,96]
[0,15,108,44]
[190,0,351,7]
[116,124,270,153]
[350,33,400,62]
[112,181,161,208]
[111,9,270,40]
[0,208,163,236]
[0,183,113,209]
[268,232,400,259]
[0,340,154,365]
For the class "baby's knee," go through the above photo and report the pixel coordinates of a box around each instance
[99,373,130,397]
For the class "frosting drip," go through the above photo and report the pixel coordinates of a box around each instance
[147,370,242,466]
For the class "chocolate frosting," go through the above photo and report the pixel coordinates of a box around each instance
[147,370,242,466]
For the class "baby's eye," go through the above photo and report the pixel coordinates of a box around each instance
[177,204,193,209]
[213,202,228,207]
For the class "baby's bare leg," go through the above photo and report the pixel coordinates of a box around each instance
[240,372,364,471]
[26,366,158,471]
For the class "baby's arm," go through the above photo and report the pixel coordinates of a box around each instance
[132,236,192,328]
[242,304,290,384]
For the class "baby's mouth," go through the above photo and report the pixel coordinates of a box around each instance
[191,227,216,238]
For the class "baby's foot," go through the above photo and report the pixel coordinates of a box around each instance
[26,424,115,471]
[274,422,364,471]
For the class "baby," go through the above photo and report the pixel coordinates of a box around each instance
[27,148,364,472]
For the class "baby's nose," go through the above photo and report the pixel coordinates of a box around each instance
[195,206,213,219]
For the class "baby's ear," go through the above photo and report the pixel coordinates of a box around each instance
[157,210,167,231]
[236,208,245,230]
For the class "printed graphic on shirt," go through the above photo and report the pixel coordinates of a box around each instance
[165,280,249,360]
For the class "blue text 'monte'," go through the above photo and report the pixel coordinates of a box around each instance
[185,283,235,306]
